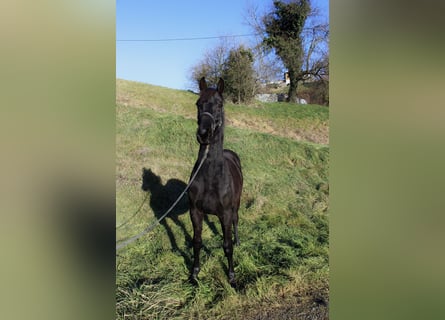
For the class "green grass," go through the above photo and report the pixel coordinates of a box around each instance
[116,79,329,319]
[117,79,329,145]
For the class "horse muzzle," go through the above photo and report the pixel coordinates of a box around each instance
[196,112,217,144]
[196,126,213,144]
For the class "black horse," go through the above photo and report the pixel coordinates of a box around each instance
[188,77,243,287]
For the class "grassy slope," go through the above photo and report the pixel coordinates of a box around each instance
[116,79,329,145]
[116,79,329,319]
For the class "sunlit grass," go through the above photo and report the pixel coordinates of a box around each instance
[117,79,329,144]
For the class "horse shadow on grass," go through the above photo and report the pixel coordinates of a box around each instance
[141,168,219,267]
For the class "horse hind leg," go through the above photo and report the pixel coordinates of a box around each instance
[233,208,240,246]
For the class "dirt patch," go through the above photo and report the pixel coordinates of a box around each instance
[241,289,329,320]
[227,118,329,145]
[245,299,328,320]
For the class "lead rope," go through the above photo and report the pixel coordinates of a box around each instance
[116,145,209,251]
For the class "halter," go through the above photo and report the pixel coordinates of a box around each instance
[199,111,222,132]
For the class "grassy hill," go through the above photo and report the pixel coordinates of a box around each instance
[116,79,329,319]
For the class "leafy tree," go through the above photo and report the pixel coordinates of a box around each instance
[263,0,311,102]
[188,38,234,90]
[223,46,256,103]
[189,41,257,103]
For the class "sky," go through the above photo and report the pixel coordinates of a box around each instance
[116,0,329,90]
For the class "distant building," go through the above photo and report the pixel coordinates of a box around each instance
[284,72,290,85]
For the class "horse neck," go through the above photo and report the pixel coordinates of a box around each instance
[199,127,225,173]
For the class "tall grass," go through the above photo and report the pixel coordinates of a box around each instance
[116,80,329,319]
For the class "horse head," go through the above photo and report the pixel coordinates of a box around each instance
[195,77,225,145]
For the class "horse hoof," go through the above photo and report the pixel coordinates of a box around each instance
[190,267,200,285]
[229,272,236,288]
[189,275,198,285]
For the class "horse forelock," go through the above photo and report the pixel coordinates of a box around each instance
[199,88,223,103]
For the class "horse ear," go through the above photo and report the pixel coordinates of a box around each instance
[217,78,225,94]
[199,77,207,92]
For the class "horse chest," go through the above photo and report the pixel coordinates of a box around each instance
[199,191,219,214]
[195,180,231,214]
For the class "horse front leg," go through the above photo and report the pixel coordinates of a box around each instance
[220,213,236,287]
[190,207,203,283]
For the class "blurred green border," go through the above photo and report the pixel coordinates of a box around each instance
[331,1,445,320]
[1,1,115,319]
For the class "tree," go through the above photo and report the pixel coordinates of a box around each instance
[246,0,329,103]
[301,20,329,84]
[263,0,310,102]
[188,38,234,91]
[189,40,257,103]
[223,46,256,103]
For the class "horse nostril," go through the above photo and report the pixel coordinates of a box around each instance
[198,127,207,136]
